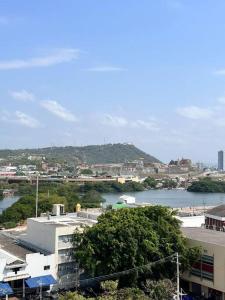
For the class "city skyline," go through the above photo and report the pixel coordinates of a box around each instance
[1,1,225,163]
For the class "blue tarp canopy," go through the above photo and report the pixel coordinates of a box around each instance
[0,282,13,296]
[26,275,56,288]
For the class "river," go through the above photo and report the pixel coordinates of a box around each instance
[2,190,225,212]
[0,196,20,213]
[102,189,225,208]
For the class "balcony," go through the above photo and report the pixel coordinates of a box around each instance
[58,240,73,250]
[58,255,75,264]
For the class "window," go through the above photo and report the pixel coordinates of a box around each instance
[44,265,50,270]
[191,255,214,281]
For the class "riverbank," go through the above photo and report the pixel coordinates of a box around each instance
[175,205,214,216]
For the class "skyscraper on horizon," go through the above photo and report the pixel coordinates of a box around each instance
[218,150,225,171]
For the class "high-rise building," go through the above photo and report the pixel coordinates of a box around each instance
[218,150,225,171]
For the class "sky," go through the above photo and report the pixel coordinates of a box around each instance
[1,0,225,163]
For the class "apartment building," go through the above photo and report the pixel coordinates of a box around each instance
[20,205,100,289]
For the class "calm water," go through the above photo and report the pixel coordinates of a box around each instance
[2,191,225,212]
[102,189,225,208]
[0,196,19,213]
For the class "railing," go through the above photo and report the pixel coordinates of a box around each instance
[58,241,73,249]
[58,255,75,264]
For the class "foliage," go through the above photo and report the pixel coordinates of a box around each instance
[74,206,200,287]
[144,177,157,189]
[59,292,88,300]
[0,143,160,165]
[187,178,225,193]
[59,280,175,299]
[0,193,67,227]
[162,179,177,189]
[100,280,118,295]
[80,169,93,175]
[80,181,145,194]
[142,279,174,300]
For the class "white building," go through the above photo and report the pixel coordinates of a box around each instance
[19,205,101,289]
[0,231,55,298]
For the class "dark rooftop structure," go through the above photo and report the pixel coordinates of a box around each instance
[206,205,225,217]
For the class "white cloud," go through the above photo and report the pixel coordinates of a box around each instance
[102,114,128,127]
[101,114,160,131]
[9,89,35,102]
[15,111,40,128]
[0,48,79,70]
[41,100,78,122]
[131,120,160,131]
[218,96,225,104]
[176,106,213,120]
[1,110,41,128]
[213,69,225,75]
[86,65,126,72]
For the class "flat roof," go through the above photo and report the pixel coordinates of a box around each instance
[206,205,225,217]
[177,215,205,228]
[28,212,99,228]
[0,232,34,263]
[182,227,225,247]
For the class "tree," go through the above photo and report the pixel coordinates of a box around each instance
[74,206,200,287]
[59,292,87,300]
[80,169,93,175]
[144,177,157,189]
[142,279,174,300]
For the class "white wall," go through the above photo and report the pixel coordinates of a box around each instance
[26,219,56,253]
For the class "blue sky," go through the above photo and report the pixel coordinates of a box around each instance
[1,0,225,163]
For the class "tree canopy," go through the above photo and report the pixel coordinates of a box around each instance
[187,178,225,193]
[74,206,200,287]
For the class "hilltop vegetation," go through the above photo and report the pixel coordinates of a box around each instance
[0,143,160,164]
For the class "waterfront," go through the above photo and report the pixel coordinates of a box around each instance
[3,190,225,213]
[103,189,225,208]
[0,196,19,213]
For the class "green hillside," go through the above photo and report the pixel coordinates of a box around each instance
[0,143,161,164]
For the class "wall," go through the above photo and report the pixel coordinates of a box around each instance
[182,238,225,293]
[26,219,56,253]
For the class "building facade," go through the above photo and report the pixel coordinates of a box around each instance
[218,150,225,171]
[0,232,55,298]
[20,206,100,289]
[182,227,225,299]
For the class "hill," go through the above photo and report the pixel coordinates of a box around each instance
[0,144,161,165]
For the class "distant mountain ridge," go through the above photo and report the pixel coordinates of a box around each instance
[0,143,161,164]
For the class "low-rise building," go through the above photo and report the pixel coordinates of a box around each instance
[19,205,101,289]
[182,227,225,299]
[0,232,55,298]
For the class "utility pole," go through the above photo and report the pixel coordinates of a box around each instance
[176,252,180,300]
[35,173,39,218]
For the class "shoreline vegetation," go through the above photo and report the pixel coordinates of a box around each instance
[187,178,225,193]
[0,178,164,228]
[2,177,222,229]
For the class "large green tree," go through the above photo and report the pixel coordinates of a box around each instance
[74,206,199,287]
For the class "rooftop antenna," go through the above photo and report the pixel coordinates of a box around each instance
[35,173,39,218]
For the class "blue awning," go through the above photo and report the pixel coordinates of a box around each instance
[0,282,13,296]
[26,275,56,288]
